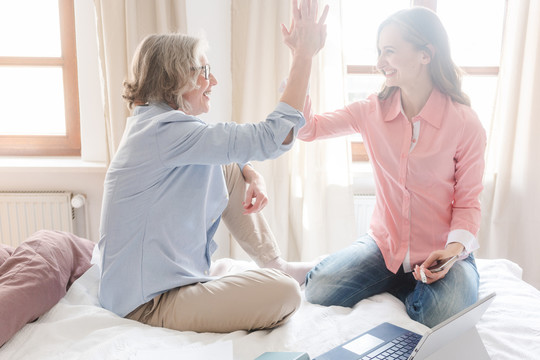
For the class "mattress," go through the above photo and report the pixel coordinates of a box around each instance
[1,257,539,360]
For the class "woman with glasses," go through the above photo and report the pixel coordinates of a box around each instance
[300,7,486,328]
[97,0,328,333]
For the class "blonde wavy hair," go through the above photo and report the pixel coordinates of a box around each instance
[377,7,470,106]
[122,33,208,112]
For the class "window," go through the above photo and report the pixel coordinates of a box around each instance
[0,0,80,156]
[340,0,506,161]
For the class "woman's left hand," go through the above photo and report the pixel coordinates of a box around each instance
[412,243,464,284]
[241,165,269,214]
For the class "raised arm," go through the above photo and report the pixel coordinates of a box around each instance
[279,0,329,144]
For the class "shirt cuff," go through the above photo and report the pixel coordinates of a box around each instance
[446,229,479,259]
[275,101,304,119]
[237,162,252,172]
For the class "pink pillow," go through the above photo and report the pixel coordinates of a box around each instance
[0,230,95,347]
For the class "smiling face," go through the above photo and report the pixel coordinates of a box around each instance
[182,56,217,116]
[376,24,432,92]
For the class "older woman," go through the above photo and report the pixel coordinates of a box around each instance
[98,0,328,333]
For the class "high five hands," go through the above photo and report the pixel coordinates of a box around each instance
[281,0,329,57]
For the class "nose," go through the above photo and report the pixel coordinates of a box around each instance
[376,55,386,72]
[209,73,218,86]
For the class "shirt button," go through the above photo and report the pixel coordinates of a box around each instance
[204,270,209,275]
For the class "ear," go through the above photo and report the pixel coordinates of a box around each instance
[421,44,435,64]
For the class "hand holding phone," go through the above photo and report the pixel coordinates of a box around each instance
[427,255,458,273]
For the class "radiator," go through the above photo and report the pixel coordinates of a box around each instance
[0,192,87,247]
[354,194,376,235]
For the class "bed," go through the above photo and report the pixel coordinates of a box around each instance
[1,237,540,360]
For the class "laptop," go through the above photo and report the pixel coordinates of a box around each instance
[313,292,495,360]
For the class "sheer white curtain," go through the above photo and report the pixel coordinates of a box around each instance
[93,0,187,161]
[288,0,356,260]
[230,0,355,262]
[478,0,540,289]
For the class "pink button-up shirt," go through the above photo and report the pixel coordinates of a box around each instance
[299,88,486,273]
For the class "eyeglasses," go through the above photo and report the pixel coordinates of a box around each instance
[192,64,211,80]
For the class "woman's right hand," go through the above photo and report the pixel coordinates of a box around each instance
[281,0,329,59]
[279,0,328,111]
[413,243,464,284]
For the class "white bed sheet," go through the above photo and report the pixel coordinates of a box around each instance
[1,258,539,360]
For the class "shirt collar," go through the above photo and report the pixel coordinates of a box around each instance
[384,88,446,129]
[383,89,402,123]
[133,102,179,118]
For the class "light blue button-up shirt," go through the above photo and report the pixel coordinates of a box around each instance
[98,102,304,317]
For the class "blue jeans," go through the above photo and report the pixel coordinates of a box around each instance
[304,234,479,328]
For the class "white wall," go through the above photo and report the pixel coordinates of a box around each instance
[0,1,232,243]
[0,161,106,242]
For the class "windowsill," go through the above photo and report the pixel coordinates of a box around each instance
[0,156,107,173]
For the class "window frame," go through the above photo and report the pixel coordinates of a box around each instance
[349,0,501,162]
[0,0,80,156]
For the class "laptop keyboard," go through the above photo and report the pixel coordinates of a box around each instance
[360,331,422,360]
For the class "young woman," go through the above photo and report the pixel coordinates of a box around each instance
[300,7,486,328]
[98,0,328,333]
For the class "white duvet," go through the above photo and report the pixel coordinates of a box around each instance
[1,258,539,360]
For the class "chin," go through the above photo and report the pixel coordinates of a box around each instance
[192,106,210,116]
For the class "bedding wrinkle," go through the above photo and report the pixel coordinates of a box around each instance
[0,245,14,264]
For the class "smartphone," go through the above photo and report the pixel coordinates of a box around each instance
[427,255,458,273]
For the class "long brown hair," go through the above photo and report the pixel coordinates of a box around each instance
[377,7,470,106]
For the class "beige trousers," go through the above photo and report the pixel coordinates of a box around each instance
[126,163,301,332]
[221,162,280,266]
